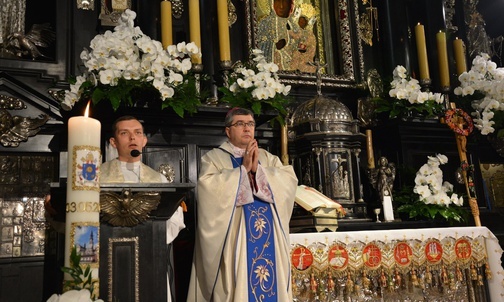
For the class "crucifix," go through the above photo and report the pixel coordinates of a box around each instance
[445,102,481,226]
[308,58,328,96]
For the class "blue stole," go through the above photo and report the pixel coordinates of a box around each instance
[231,156,278,302]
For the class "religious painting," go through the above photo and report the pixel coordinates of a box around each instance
[246,0,364,87]
[71,222,100,267]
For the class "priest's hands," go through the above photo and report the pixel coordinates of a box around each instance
[243,139,258,173]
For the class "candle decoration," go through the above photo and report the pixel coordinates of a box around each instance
[453,38,467,76]
[189,0,202,64]
[415,23,430,81]
[436,31,450,89]
[161,0,173,49]
[65,102,101,294]
[217,0,231,62]
[281,125,289,165]
[366,129,375,169]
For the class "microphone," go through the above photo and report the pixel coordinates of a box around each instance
[130,149,184,157]
[130,150,142,157]
[129,149,187,182]
[130,149,174,157]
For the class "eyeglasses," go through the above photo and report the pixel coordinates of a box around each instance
[228,121,256,128]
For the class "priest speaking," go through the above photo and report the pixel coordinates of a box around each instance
[100,115,184,302]
[188,108,298,301]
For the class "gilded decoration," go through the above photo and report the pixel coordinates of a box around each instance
[100,189,161,227]
[290,234,491,301]
[246,0,364,87]
[108,237,139,302]
[69,222,100,269]
[71,145,101,192]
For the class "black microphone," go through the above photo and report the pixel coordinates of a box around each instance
[130,150,142,157]
[129,149,187,182]
[130,149,174,157]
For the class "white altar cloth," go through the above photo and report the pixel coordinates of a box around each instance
[290,226,504,301]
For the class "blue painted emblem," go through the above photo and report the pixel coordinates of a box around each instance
[82,163,97,180]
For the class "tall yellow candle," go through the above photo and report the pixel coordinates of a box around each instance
[189,0,202,64]
[280,125,289,165]
[65,103,101,294]
[415,23,430,80]
[436,31,450,88]
[453,37,467,76]
[161,0,173,49]
[217,0,231,61]
[366,129,375,169]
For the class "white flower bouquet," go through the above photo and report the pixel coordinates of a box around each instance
[218,49,291,124]
[47,289,103,302]
[63,9,203,117]
[397,154,467,223]
[454,53,504,136]
[375,65,444,118]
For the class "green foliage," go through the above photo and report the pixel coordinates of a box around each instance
[393,185,468,225]
[373,97,445,119]
[397,201,469,225]
[74,75,206,118]
[61,246,98,300]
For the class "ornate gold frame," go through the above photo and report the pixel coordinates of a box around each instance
[108,237,139,302]
[245,0,364,88]
[70,222,100,268]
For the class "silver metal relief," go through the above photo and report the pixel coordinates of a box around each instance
[158,163,176,183]
[0,197,47,258]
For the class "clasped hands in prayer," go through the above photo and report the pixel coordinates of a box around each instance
[243,139,258,175]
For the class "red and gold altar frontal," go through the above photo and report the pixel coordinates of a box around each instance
[290,227,503,301]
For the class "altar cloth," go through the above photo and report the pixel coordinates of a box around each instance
[290,227,503,301]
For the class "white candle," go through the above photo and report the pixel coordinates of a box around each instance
[65,103,101,293]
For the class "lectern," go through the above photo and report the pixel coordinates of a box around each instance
[99,183,194,302]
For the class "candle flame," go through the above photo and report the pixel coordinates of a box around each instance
[84,101,91,118]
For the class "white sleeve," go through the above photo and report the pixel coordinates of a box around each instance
[166,206,185,244]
